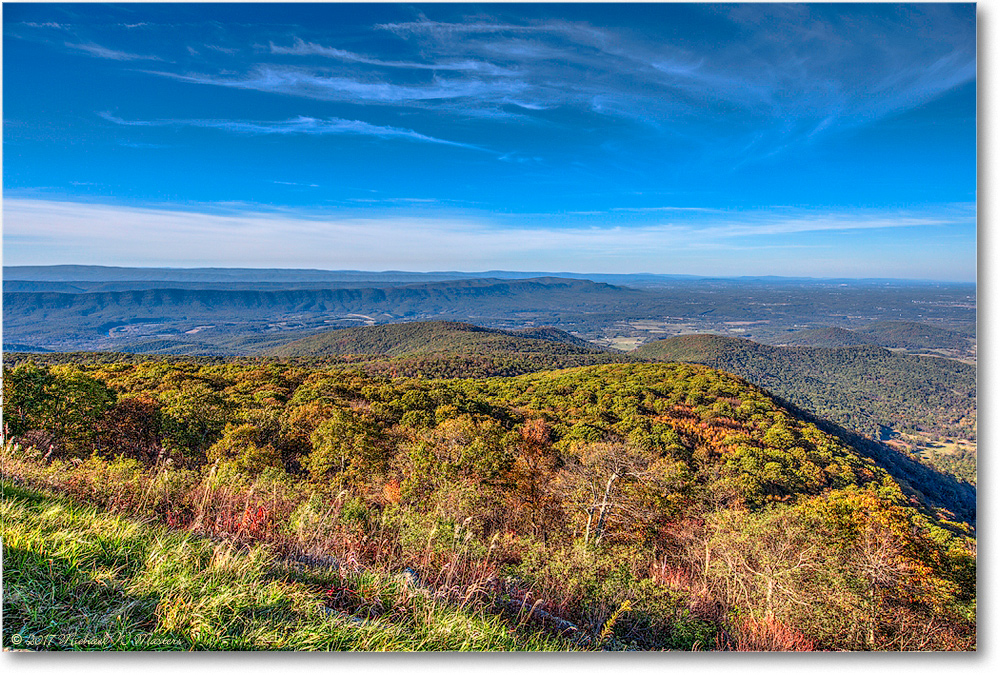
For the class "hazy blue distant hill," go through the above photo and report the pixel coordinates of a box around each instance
[3,280,92,293]
[2,343,54,353]
[3,277,639,348]
[2,279,445,293]
[4,265,487,287]
[779,320,973,355]
[5,265,976,288]
[779,326,876,347]
[3,277,634,317]
[4,267,977,356]
[856,320,973,350]
[3,264,700,287]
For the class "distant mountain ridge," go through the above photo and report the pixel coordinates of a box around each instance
[4,267,977,358]
[5,264,975,287]
[1,264,702,287]
[4,277,632,313]
[3,277,639,350]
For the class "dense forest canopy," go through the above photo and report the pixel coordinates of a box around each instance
[634,334,976,481]
[5,315,977,486]
[2,356,976,650]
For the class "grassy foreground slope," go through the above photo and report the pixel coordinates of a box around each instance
[1,481,571,651]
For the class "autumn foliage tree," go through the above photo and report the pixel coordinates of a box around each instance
[96,395,163,462]
[1,358,976,651]
[509,418,562,539]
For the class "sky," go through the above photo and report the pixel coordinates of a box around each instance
[1,3,978,280]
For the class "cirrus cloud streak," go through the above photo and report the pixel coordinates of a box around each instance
[2,199,974,280]
[98,112,486,150]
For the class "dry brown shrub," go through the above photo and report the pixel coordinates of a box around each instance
[727,615,817,651]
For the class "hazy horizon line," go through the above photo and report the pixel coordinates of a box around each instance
[2,262,977,285]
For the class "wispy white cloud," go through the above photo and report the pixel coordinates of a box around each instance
[7,4,976,201]
[269,37,514,75]
[376,20,547,36]
[146,65,532,105]
[98,112,487,150]
[2,199,974,279]
[273,180,320,188]
[376,19,609,43]
[123,7,972,171]
[383,10,974,161]
[65,41,164,61]
[610,206,719,213]
[205,44,240,55]
[21,22,69,30]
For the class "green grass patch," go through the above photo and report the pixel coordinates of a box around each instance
[1,481,573,651]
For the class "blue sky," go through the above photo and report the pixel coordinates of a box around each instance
[2,3,977,280]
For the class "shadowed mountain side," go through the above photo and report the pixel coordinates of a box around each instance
[2,344,55,353]
[756,393,976,525]
[508,326,605,350]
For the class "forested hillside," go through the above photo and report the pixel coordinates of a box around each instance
[268,321,607,358]
[634,335,975,439]
[633,335,977,485]
[778,326,873,347]
[855,321,973,351]
[779,321,974,358]
[2,358,976,650]
[262,321,630,378]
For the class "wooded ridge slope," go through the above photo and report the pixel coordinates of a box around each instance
[633,334,976,482]
[779,321,974,354]
[268,321,610,358]
[2,359,976,650]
